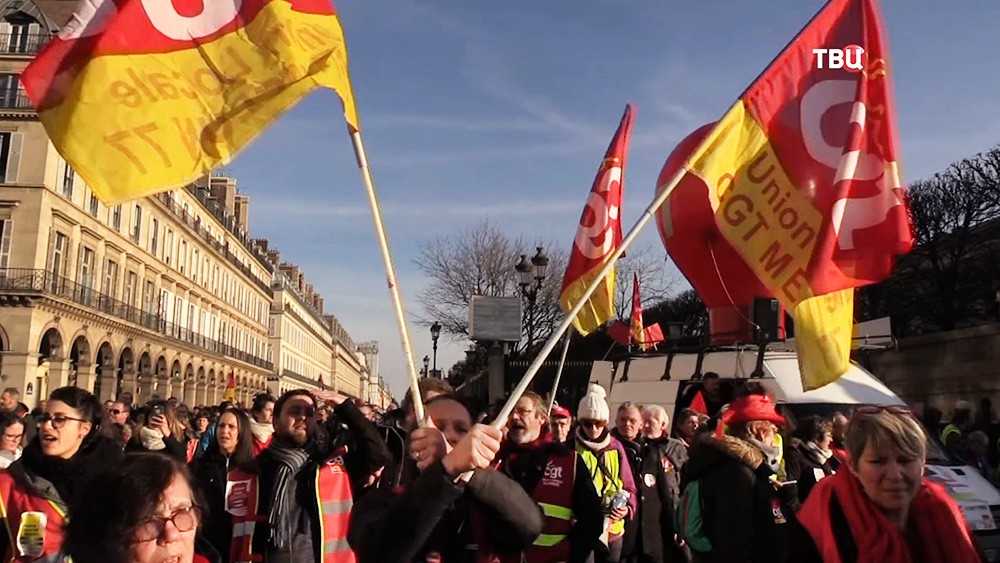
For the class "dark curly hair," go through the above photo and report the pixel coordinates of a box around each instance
[64,453,204,563]
[49,386,103,446]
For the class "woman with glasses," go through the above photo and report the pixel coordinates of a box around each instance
[0,410,24,469]
[574,384,638,563]
[790,406,984,562]
[65,453,216,563]
[190,407,254,561]
[127,399,188,462]
[0,386,122,562]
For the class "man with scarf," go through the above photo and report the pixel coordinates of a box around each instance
[243,389,389,563]
[497,391,603,562]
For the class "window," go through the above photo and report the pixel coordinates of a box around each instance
[193,249,200,282]
[88,193,98,216]
[4,22,41,54]
[149,218,159,256]
[79,247,95,302]
[0,74,21,109]
[102,259,118,298]
[50,232,68,277]
[122,271,136,309]
[164,230,174,265]
[143,280,154,315]
[0,131,22,183]
[178,240,187,274]
[61,161,74,198]
[111,205,122,231]
[0,216,11,270]
[131,205,142,243]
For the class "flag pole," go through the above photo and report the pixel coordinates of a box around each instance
[546,332,573,416]
[349,130,425,422]
[489,163,692,428]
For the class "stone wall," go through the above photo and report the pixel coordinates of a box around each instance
[862,324,1000,415]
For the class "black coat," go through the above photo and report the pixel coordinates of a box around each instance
[637,436,689,563]
[349,462,543,562]
[191,445,238,561]
[682,435,792,563]
[783,440,836,512]
[499,441,605,562]
[612,430,643,558]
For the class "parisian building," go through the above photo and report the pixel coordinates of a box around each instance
[0,0,392,407]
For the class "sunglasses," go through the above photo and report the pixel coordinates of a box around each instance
[286,405,316,419]
[580,420,606,429]
[109,409,124,416]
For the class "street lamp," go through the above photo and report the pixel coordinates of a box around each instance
[422,355,430,377]
[515,246,549,351]
[430,321,441,377]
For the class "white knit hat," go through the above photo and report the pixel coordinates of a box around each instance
[577,383,610,422]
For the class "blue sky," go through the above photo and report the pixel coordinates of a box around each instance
[227,0,1000,398]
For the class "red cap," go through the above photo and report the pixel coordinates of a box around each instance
[550,405,571,419]
[720,394,786,427]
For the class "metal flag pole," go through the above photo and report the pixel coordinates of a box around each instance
[546,331,573,416]
[349,129,425,422]
[489,162,694,428]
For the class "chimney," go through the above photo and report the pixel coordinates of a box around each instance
[207,176,238,216]
[234,194,250,232]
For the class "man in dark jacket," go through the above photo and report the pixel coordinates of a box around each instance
[612,402,644,561]
[376,378,453,491]
[636,405,688,563]
[501,391,604,562]
[680,395,792,563]
[250,389,390,563]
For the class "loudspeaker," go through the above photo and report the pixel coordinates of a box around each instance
[751,297,781,342]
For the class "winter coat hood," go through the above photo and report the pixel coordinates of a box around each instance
[684,434,764,482]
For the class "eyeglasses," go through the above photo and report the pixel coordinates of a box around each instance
[134,506,200,542]
[512,407,536,418]
[2,433,22,441]
[37,413,87,429]
[286,405,315,419]
[580,420,606,429]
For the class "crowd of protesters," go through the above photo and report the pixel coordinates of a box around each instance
[0,378,988,562]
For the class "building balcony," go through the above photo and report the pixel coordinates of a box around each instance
[0,89,33,111]
[0,268,273,371]
[0,33,51,56]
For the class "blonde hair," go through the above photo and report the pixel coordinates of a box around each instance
[729,420,778,442]
[846,410,926,465]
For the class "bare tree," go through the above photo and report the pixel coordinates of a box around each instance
[612,244,678,321]
[858,144,1000,333]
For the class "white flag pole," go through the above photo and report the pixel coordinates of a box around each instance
[350,130,425,422]
[489,163,692,428]
[546,332,573,416]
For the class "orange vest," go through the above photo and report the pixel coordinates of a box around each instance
[482,450,576,563]
[0,472,67,563]
[226,449,356,563]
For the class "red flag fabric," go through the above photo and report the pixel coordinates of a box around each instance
[222,371,236,402]
[560,104,635,335]
[680,0,910,389]
[630,273,647,350]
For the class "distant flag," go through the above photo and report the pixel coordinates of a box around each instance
[21,0,359,204]
[628,273,664,351]
[222,371,236,403]
[560,104,635,335]
[679,0,911,389]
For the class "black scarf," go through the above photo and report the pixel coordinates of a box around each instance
[265,440,314,550]
[17,435,123,505]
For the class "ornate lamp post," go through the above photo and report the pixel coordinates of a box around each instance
[430,321,442,378]
[515,247,549,351]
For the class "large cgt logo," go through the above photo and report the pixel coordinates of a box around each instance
[60,0,244,41]
[574,160,622,261]
[799,78,903,251]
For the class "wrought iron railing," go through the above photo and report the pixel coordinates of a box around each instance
[0,33,51,56]
[0,268,273,370]
[0,89,32,110]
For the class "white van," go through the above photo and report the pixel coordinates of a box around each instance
[589,349,1000,561]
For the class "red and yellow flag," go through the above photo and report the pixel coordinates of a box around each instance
[560,104,634,335]
[21,0,358,204]
[681,0,911,389]
[222,371,237,403]
[630,273,646,350]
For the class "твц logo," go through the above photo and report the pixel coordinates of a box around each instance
[813,45,865,72]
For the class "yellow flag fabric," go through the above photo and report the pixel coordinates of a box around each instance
[22,0,358,204]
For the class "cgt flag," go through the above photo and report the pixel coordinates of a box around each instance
[630,273,647,350]
[560,104,635,335]
[222,371,237,403]
[680,0,912,389]
[21,0,358,204]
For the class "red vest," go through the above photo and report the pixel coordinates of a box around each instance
[480,450,576,563]
[0,472,67,563]
[227,449,356,563]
